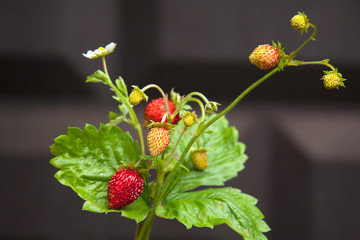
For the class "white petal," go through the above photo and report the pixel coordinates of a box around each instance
[82,50,95,59]
[94,49,103,55]
[105,42,116,53]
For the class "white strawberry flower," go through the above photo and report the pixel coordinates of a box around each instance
[82,42,116,59]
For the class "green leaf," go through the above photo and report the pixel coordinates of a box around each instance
[156,187,270,240]
[164,114,248,196]
[50,124,149,222]
[107,111,126,128]
[106,101,131,128]
[86,70,109,83]
[109,111,121,121]
[159,115,269,238]
[115,76,128,97]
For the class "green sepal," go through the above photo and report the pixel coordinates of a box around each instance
[205,101,220,114]
[298,12,310,35]
[170,88,181,109]
[146,121,175,130]
[50,124,149,221]
[272,41,287,71]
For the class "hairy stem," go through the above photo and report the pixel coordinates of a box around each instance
[289,23,317,60]
[289,59,335,70]
[107,81,146,154]
[181,97,206,122]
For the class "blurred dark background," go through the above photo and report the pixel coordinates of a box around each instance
[1,0,360,239]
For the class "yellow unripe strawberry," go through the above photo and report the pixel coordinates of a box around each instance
[249,44,281,70]
[290,12,309,35]
[190,149,207,171]
[322,69,346,90]
[146,122,173,157]
[183,112,198,127]
[129,86,148,106]
[147,127,170,156]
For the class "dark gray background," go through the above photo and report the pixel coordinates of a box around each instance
[1,0,360,239]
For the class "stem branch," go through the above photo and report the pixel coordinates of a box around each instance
[290,23,317,60]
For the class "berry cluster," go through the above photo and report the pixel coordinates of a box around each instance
[108,89,211,209]
[249,12,345,90]
[107,11,348,209]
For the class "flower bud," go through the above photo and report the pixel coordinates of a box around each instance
[205,101,220,114]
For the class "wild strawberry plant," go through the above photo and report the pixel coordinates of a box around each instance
[50,12,346,240]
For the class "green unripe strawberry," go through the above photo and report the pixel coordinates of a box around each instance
[190,149,207,171]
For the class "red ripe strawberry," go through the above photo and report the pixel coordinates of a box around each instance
[249,44,281,70]
[147,127,171,157]
[143,98,180,127]
[107,168,144,209]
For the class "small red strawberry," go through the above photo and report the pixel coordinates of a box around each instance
[190,149,208,171]
[249,44,281,70]
[107,168,144,209]
[147,123,172,157]
[143,98,180,127]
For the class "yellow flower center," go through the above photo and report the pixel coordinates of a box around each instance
[98,47,105,53]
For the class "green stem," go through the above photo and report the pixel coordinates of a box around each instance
[134,221,144,240]
[158,66,281,207]
[141,84,167,99]
[136,169,165,240]
[107,81,146,155]
[164,127,187,169]
[101,56,109,75]
[185,91,210,104]
[179,97,206,122]
[289,59,335,70]
[100,56,145,154]
[204,67,280,129]
[290,23,317,60]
